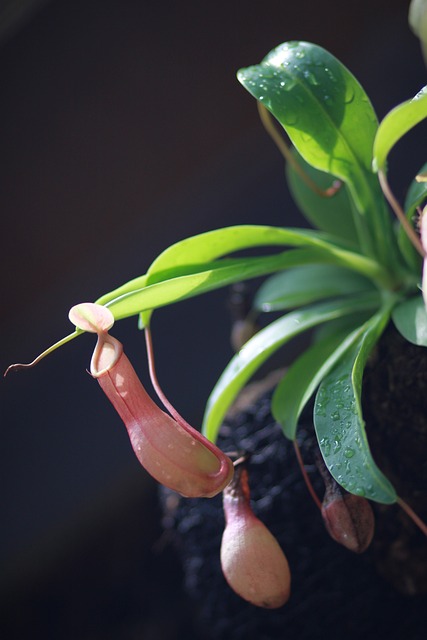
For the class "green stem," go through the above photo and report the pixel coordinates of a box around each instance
[4,330,80,376]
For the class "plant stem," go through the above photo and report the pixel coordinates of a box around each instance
[397,497,427,537]
[144,325,197,434]
[378,170,425,258]
[293,440,322,510]
[4,331,80,376]
[257,103,341,198]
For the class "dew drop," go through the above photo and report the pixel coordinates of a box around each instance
[344,447,355,458]
[303,70,319,86]
[324,67,338,83]
[320,437,331,457]
[366,484,375,497]
[316,403,327,417]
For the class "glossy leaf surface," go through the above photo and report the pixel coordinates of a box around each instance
[392,295,427,346]
[202,292,381,443]
[237,41,389,258]
[286,148,358,245]
[272,325,364,440]
[103,249,358,322]
[373,86,427,172]
[96,274,148,307]
[254,264,374,312]
[138,224,389,326]
[314,306,396,504]
[142,225,383,282]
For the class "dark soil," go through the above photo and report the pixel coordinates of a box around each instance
[3,327,426,639]
[363,324,427,596]
[163,326,427,640]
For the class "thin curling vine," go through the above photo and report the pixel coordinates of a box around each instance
[5,11,427,607]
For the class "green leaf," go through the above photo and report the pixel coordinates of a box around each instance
[313,311,373,343]
[272,324,365,440]
[286,148,358,245]
[95,274,148,306]
[373,86,427,172]
[254,264,374,312]
[202,292,380,443]
[237,41,390,259]
[397,164,427,272]
[104,250,326,321]
[392,295,427,346]
[143,225,370,282]
[139,224,391,326]
[314,306,396,504]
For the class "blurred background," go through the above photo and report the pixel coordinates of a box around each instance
[0,0,425,637]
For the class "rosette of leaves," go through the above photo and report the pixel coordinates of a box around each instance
[12,41,427,510]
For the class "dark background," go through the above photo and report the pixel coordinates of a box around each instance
[0,1,425,638]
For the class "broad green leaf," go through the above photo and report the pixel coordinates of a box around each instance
[139,225,390,326]
[286,148,358,245]
[104,250,332,321]
[143,225,374,282]
[314,306,396,504]
[373,86,427,172]
[272,324,366,440]
[397,164,427,272]
[254,264,374,312]
[392,295,427,346]
[237,41,392,259]
[96,274,148,307]
[16,230,386,367]
[202,292,380,443]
